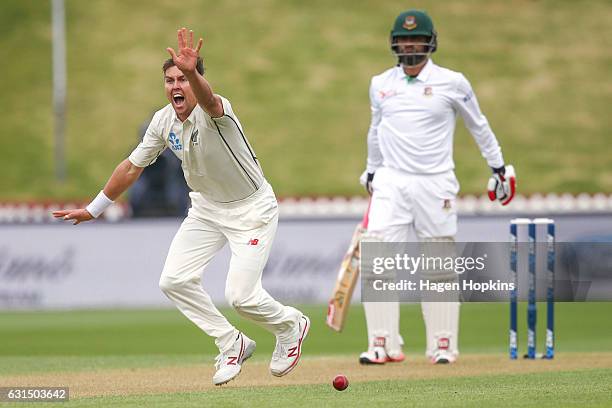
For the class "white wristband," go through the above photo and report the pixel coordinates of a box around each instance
[86,190,114,218]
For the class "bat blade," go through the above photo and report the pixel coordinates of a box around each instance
[326,224,365,332]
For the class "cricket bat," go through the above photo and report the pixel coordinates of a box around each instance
[326,199,371,332]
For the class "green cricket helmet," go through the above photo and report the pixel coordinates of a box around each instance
[390,10,437,67]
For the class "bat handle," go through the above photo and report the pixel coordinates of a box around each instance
[362,197,372,229]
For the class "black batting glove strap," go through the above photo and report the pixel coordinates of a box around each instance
[366,172,375,195]
[492,165,506,175]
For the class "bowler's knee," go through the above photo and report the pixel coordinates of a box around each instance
[159,275,182,294]
[225,287,256,310]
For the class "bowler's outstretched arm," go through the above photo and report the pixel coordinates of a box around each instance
[166,28,224,118]
[52,159,144,224]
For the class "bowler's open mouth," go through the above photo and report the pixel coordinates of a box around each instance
[173,93,185,107]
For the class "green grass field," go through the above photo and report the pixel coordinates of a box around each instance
[2,0,612,200]
[61,371,612,408]
[1,303,611,406]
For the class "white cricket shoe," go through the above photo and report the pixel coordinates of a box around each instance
[270,315,310,377]
[431,349,456,364]
[359,336,387,364]
[213,332,256,386]
[430,337,456,364]
[359,336,405,364]
[386,350,406,363]
[387,334,406,363]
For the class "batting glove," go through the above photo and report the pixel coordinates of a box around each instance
[487,165,516,206]
[359,171,375,195]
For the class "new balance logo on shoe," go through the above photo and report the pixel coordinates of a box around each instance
[213,332,257,386]
[270,315,310,377]
[248,239,259,246]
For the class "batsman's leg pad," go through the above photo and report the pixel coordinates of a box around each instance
[361,231,402,356]
[421,301,460,358]
[363,302,401,357]
[418,236,460,358]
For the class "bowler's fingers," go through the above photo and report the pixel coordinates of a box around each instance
[52,210,70,218]
[63,211,78,221]
[176,28,201,52]
[52,209,79,221]
[177,28,185,49]
[166,47,178,61]
[181,27,190,49]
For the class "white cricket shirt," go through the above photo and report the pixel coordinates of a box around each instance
[129,96,264,203]
[366,60,504,174]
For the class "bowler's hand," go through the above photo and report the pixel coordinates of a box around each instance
[52,208,94,225]
[166,27,203,74]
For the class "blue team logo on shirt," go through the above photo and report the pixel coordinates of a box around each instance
[168,132,182,151]
[463,91,474,103]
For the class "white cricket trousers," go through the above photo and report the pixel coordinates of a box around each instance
[158,182,301,353]
[364,167,460,358]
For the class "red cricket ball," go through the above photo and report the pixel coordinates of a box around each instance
[332,374,349,391]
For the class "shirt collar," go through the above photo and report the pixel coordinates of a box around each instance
[397,59,435,83]
[416,59,434,82]
[171,104,198,124]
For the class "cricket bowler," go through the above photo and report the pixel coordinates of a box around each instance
[53,28,310,385]
[359,10,516,364]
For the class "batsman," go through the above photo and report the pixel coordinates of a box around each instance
[359,10,516,364]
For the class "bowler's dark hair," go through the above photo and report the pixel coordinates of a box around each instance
[163,57,205,75]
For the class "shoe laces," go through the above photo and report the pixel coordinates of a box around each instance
[272,340,289,361]
[214,346,238,370]
[272,319,302,361]
[215,333,243,369]
[214,352,226,370]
